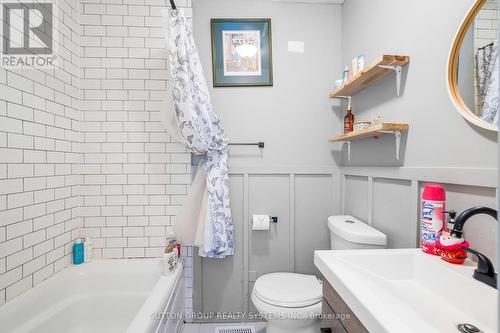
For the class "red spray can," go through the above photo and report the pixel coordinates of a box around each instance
[421,184,446,255]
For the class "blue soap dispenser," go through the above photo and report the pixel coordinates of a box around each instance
[73,239,84,265]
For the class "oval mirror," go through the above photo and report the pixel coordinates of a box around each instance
[448,0,499,132]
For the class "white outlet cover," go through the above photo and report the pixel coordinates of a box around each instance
[288,41,305,54]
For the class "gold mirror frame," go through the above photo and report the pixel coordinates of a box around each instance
[447,0,498,132]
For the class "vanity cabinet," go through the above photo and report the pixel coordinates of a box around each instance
[321,280,369,333]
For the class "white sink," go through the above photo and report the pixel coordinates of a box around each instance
[314,249,498,333]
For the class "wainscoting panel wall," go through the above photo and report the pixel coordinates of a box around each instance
[194,168,337,321]
[372,178,415,249]
[339,167,497,263]
[194,166,497,320]
[294,175,335,275]
[248,175,292,314]
[344,175,369,222]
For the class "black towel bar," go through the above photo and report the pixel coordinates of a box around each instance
[228,142,265,148]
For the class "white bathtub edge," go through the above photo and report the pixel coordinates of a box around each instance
[126,263,184,333]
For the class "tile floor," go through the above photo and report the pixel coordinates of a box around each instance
[182,322,267,333]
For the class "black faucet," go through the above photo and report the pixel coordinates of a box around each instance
[461,247,497,289]
[450,206,497,238]
[448,206,497,289]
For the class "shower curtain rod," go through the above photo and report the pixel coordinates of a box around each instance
[170,0,177,10]
[478,42,494,50]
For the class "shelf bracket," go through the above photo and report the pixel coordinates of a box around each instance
[345,141,352,161]
[379,130,402,160]
[394,130,401,160]
[396,131,402,160]
[378,65,402,96]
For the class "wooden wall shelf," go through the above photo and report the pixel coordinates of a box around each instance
[328,123,409,142]
[330,55,410,98]
[329,123,409,161]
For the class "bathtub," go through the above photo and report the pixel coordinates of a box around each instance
[0,259,184,333]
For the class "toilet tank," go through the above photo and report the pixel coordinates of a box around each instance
[327,215,387,250]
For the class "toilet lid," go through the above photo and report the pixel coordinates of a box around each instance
[254,273,322,308]
[327,215,387,246]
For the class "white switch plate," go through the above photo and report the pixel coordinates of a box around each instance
[288,41,305,54]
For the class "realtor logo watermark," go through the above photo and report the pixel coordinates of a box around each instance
[0,0,57,68]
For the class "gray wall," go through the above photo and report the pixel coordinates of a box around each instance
[340,0,497,167]
[194,0,343,168]
[192,0,342,318]
[340,0,498,265]
[340,170,497,266]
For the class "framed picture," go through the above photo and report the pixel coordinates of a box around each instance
[211,19,273,87]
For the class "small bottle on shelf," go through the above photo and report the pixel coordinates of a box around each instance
[342,66,349,84]
[344,98,354,133]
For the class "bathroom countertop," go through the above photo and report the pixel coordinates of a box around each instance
[314,249,498,333]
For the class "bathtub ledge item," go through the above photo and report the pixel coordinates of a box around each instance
[72,238,84,265]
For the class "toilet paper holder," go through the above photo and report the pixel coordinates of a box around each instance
[250,216,278,223]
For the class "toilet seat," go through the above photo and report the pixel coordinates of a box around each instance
[251,291,322,319]
[253,273,322,308]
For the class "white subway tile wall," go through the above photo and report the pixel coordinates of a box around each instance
[0,0,194,311]
[80,0,192,260]
[0,0,82,306]
[473,0,498,114]
[79,0,194,315]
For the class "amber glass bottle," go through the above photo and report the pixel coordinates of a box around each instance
[344,106,354,133]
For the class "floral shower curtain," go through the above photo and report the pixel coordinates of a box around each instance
[161,9,234,258]
[476,42,499,125]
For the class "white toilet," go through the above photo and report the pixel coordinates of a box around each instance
[327,215,387,250]
[251,215,387,333]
